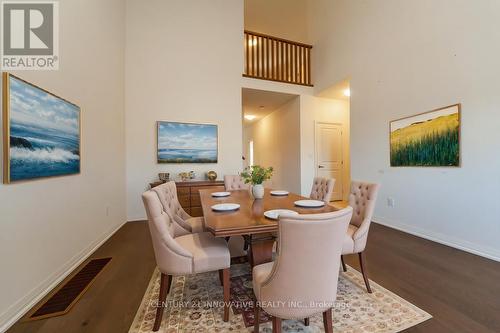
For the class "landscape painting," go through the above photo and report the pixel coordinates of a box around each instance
[390,104,460,167]
[3,73,81,183]
[157,121,218,163]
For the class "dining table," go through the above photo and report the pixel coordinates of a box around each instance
[200,188,339,267]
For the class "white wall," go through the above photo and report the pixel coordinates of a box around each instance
[0,0,126,330]
[245,0,309,43]
[300,96,350,198]
[243,97,301,193]
[125,0,244,221]
[308,0,500,260]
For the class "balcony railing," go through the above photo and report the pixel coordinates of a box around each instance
[243,30,313,86]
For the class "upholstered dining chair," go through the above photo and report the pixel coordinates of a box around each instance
[341,181,380,293]
[142,190,231,331]
[152,181,205,233]
[224,175,250,191]
[253,207,353,333]
[310,177,335,203]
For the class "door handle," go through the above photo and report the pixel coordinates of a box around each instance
[318,165,325,168]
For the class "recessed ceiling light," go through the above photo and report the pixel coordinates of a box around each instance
[245,115,256,120]
[343,88,351,97]
[259,105,265,109]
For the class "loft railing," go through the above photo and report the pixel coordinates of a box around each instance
[243,30,313,86]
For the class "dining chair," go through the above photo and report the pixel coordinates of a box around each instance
[224,175,250,191]
[341,181,380,293]
[253,207,353,333]
[152,181,205,233]
[142,190,231,331]
[310,177,335,203]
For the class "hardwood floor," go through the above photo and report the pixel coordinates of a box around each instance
[7,222,500,333]
[7,222,156,333]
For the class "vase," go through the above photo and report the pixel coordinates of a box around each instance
[252,184,265,199]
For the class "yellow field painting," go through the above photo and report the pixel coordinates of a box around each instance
[390,105,460,167]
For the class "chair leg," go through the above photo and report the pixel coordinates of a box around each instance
[304,318,310,326]
[272,317,282,333]
[218,269,224,286]
[341,255,347,272]
[323,308,333,333]
[254,300,260,333]
[153,273,171,332]
[222,268,230,322]
[358,252,372,293]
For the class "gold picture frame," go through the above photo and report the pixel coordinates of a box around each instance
[2,72,82,183]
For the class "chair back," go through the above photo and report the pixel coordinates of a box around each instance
[259,207,353,319]
[349,181,380,228]
[152,181,188,219]
[224,175,249,191]
[310,177,335,202]
[142,190,193,275]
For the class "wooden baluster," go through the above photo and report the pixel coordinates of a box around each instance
[280,42,284,81]
[265,37,269,79]
[253,35,257,77]
[299,46,303,84]
[307,47,311,85]
[293,44,297,83]
[245,33,249,76]
[271,39,274,80]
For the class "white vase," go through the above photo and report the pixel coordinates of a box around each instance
[252,184,265,199]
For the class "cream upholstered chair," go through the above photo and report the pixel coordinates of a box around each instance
[341,181,380,293]
[224,175,250,191]
[152,181,205,233]
[142,190,231,331]
[310,177,335,203]
[253,207,353,333]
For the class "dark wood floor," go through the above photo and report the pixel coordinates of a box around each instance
[7,222,500,333]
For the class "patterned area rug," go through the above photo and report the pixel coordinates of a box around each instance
[129,263,431,332]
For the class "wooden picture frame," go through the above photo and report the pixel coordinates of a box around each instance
[156,121,218,164]
[390,104,461,167]
[2,73,82,183]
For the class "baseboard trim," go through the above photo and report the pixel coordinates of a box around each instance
[127,219,146,223]
[0,220,127,333]
[373,216,500,263]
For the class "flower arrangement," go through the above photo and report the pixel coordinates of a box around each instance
[241,165,273,185]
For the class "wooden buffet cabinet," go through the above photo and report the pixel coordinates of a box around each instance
[150,180,225,217]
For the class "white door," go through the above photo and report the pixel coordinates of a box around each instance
[315,123,343,201]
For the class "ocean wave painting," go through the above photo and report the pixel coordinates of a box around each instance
[3,74,81,182]
[157,122,217,163]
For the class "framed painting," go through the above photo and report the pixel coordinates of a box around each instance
[2,73,81,183]
[390,104,461,167]
[157,121,218,163]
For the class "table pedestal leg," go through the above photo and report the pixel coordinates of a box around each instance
[249,234,275,267]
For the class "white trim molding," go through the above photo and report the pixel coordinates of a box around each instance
[373,216,500,263]
[0,221,126,333]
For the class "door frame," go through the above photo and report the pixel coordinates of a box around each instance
[314,121,344,200]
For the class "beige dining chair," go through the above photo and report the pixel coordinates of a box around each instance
[152,181,205,233]
[142,190,231,331]
[224,175,250,191]
[253,207,353,333]
[341,181,380,293]
[310,177,335,203]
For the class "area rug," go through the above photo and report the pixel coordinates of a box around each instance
[129,263,431,332]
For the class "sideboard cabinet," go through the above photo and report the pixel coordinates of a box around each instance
[150,180,225,217]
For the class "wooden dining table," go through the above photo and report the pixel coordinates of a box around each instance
[200,188,339,266]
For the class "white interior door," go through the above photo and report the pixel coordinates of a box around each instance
[315,123,343,201]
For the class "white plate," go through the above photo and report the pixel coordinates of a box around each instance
[211,203,240,212]
[264,209,298,220]
[270,190,289,196]
[211,191,231,197]
[294,200,325,208]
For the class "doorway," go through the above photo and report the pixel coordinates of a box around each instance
[315,122,344,201]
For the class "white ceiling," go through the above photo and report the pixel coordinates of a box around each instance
[242,88,297,126]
